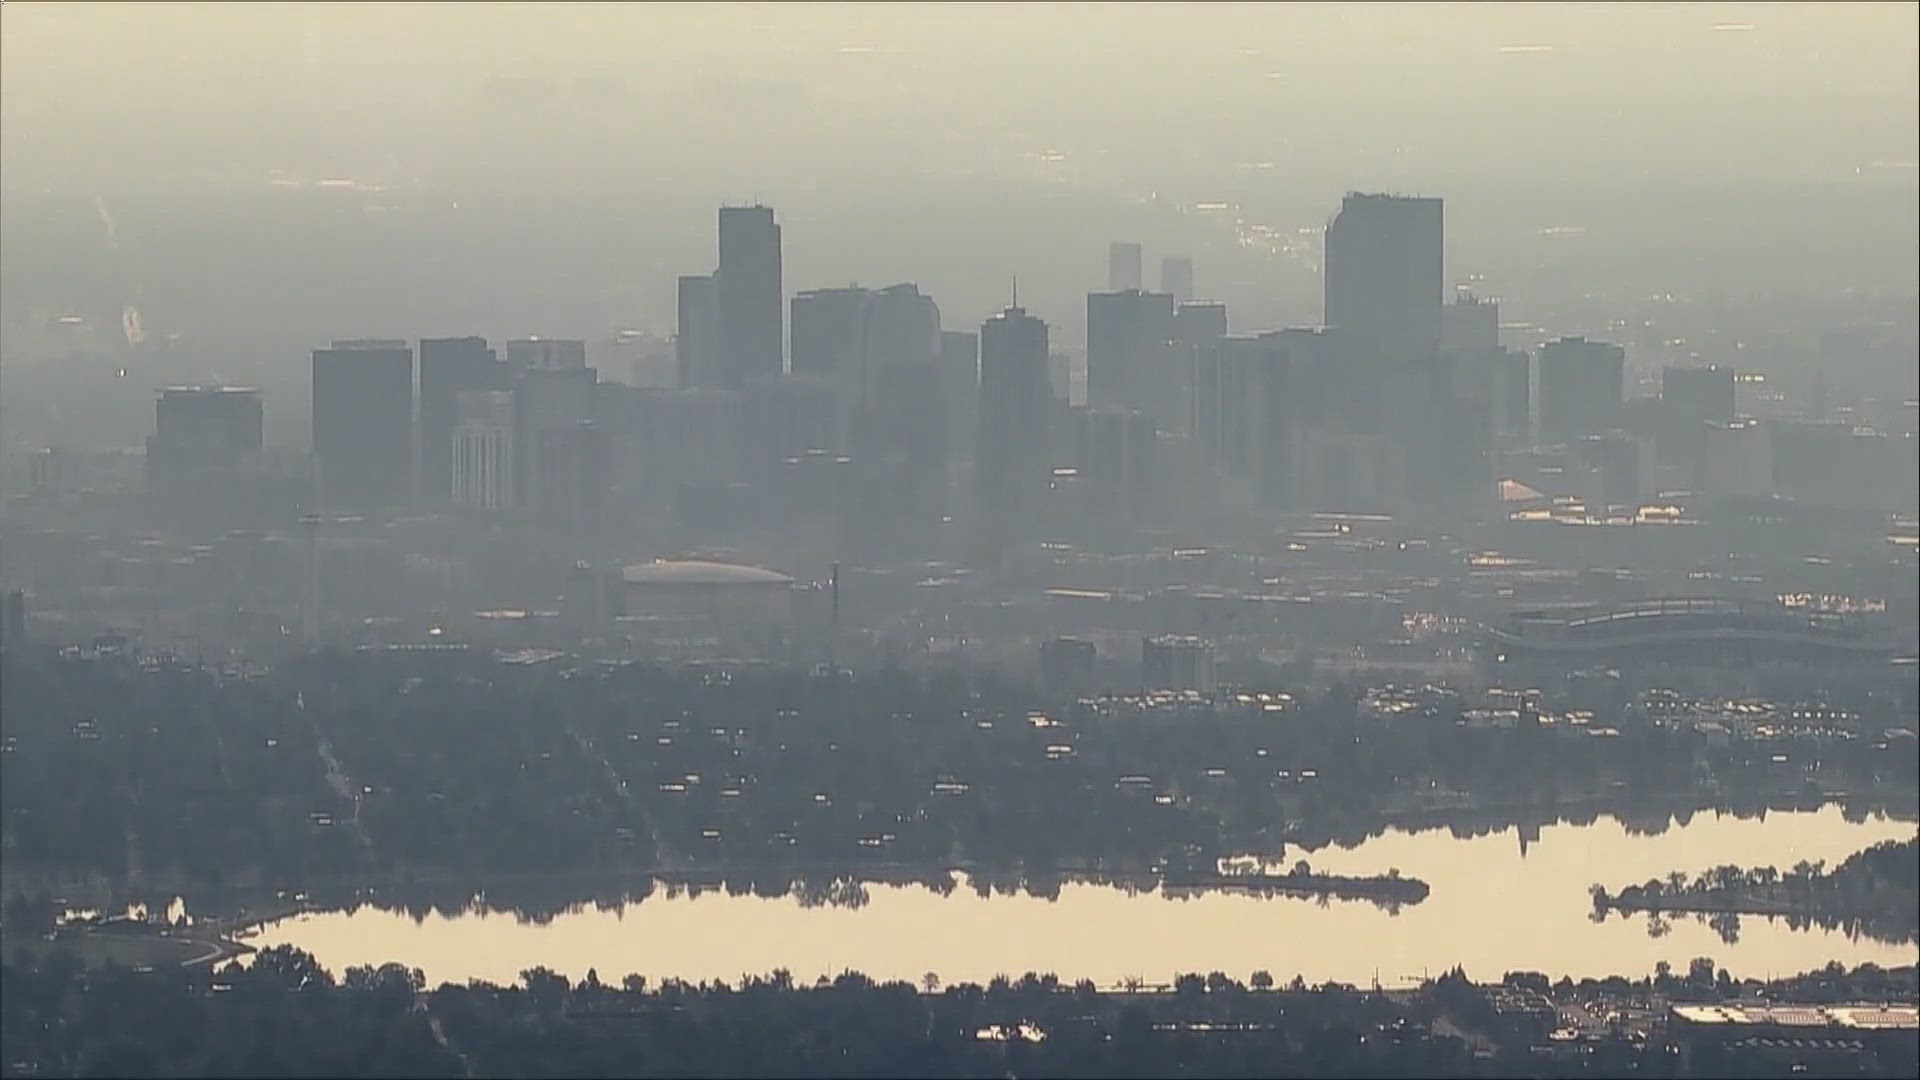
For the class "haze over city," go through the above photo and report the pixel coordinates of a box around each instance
[1,4,1915,1078]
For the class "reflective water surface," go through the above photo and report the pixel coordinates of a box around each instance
[248,806,1918,988]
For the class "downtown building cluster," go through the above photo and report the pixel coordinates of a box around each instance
[117,193,1914,570]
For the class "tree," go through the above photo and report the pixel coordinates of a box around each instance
[922,972,940,994]
[1251,970,1275,991]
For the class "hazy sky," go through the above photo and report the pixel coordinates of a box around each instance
[6,2,1915,193]
[2,2,1914,436]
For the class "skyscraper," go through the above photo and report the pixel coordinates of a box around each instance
[514,363,598,508]
[1662,364,1735,427]
[1108,242,1143,292]
[790,287,873,382]
[419,336,502,502]
[940,329,979,466]
[1160,256,1194,302]
[505,338,587,373]
[451,389,516,510]
[676,274,718,388]
[311,340,413,509]
[1659,363,1736,488]
[977,304,1051,559]
[1324,192,1444,362]
[1087,289,1177,428]
[1537,336,1626,446]
[717,205,783,387]
[146,386,264,511]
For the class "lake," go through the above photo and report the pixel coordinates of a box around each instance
[245,805,1917,988]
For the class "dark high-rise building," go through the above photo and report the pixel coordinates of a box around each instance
[1577,432,1643,513]
[1324,192,1444,362]
[977,304,1051,558]
[1537,336,1625,446]
[1499,347,1531,441]
[1173,301,1228,351]
[1087,289,1178,427]
[1659,364,1735,488]
[505,338,587,373]
[419,337,502,502]
[311,340,413,509]
[1108,242,1143,292]
[717,205,784,387]
[791,287,873,382]
[940,329,980,465]
[1160,256,1194,302]
[146,386,264,497]
[1663,364,1735,426]
[515,364,598,508]
[676,274,718,388]
[1441,291,1499,358]
[791,283,940,409]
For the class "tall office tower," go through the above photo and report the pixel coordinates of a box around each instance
[676,274,718,388]
[1324,192,1444,362]
[977,304,1051,559]
[1195,334,1293,509]
[1578,431,1644,513]
[1173,301,1228,350]
[791,287,874,381]
[1142,634,1217,693]
[146,386,264,498]
[505,337,587,373]
[1075,406,1160,522]
[1498,347,1531,441]
[1108,241,1143,292]
[451,390,517,510]
[1537,336,1626,446]
[791,284,939,405]
[1659,363,1735,487]
[311,340,413,509]
[1087,289,1178,427]
[1159,256,1194,302]
[515,364,598,512]
[940,329,980,465]
[531,420,610,538]
[862,284,940,383]
[1441,291,1499,358]
[1169,301,1229,437]
[1700,419,1772,500]
[717,204,784,387]
[419,337,502,502]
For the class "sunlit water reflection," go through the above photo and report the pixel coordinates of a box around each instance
[247,806,1917,988]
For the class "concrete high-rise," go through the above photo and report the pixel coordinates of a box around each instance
[451,389,516,510]
[146,386,264,507]
[1160,256,1194,302]
[940,329,980,465]
[1537,336,1626,446]
[1659,363,1735,488]
[505,338,587,373]
[1324,192,1444,362]
[419,336,502,502]
[1662,364,1735,426]
[1108,242,1143,292]
[791,287,873,382]
[1087,289,1177,428]
[977,304,1051,559]
[514,363,597,508]
[717,205,783,388]
[311,340,413,509]
[676,274,718,388]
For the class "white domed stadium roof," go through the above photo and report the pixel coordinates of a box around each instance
[621,560,794,587]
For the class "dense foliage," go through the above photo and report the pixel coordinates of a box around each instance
[6,650,1908,894]
[1592,837,1919,944]
[4,949,1914,1079]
